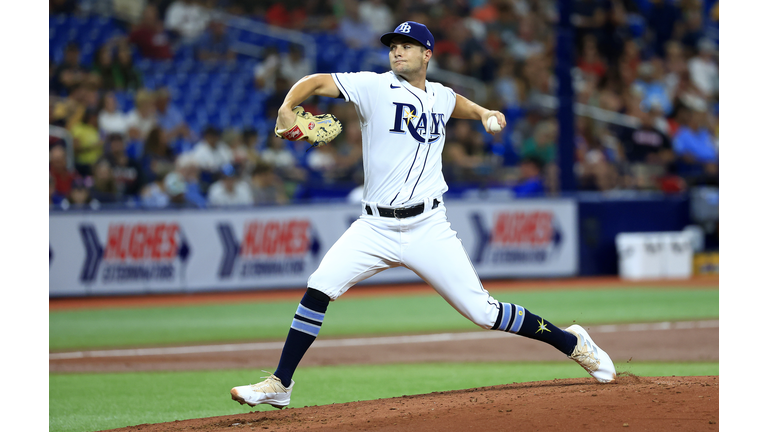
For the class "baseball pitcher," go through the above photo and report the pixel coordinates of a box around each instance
[231,21,616,409]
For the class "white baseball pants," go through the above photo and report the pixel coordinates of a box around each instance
[307,202,502,329]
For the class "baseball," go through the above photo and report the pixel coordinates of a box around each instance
[487,116,502,133]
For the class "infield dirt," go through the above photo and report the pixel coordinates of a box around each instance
[105,376,718,432]
[51,277,719,431]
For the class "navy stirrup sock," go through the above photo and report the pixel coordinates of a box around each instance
[492,302,578,356]
[273,288,330,385]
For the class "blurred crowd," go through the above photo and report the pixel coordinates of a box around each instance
[50,0,719,209]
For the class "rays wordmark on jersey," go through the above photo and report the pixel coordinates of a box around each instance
[389,102,447,144]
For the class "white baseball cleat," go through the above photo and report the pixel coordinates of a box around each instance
[230,372,294,409]
[565,324,617,383]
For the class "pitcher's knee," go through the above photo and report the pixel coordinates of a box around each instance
[465,309,497,330]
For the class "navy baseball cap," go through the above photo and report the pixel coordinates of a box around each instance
[380,21,435,51]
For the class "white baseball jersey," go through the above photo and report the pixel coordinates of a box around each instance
[308,69,503,331]
[331,70,456,207]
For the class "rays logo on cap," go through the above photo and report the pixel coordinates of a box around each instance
[397,23,411,33]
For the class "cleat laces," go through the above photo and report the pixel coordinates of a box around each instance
[569,335,600,373]
[249,371,287,393]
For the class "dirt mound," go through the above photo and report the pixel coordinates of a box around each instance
[105,376,718,432]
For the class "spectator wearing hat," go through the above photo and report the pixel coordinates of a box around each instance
[207,163,254,206]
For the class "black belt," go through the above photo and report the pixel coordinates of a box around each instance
[366,199,440,219]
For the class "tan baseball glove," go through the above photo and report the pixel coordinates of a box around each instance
[274,106,343,147]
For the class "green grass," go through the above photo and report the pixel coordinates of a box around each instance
[49,361,719,432]
[50,288,719,350]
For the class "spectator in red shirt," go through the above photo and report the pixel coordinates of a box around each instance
[50,144,77,196]
[265,2,307,30]
[128,4,173,60]
[577,35,607,80]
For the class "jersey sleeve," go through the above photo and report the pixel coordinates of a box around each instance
[331,72,382,123]
[433,82,457,117]
[446,86,457,116]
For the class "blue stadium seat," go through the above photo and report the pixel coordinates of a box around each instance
[175,59,195,73]
[186,118,202,136]
[208,88,224,102]
[80,42,95,65]
[113,91,134,112]
[229,115,244,130]
[135,58,153,73]
[174,44,195,62]
[51,14,67,28]
[142,76,156,90]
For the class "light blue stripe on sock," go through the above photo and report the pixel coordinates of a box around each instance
[498,303,512,332]
[296,304,325,322]
[510,304,525,333]
[291,319,321,337]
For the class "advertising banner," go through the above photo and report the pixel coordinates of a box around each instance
[50,199,577,296]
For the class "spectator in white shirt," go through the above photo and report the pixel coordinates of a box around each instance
[125,89,157,142]
[338,2,378,49]
[509,16,544,61]
[688,38,718,98]
[98,92,130,137]
[279,45,312,85]
[254,46,281,93]
[358,0,394,36]
[261,134,296,169]
[207,163,254,206]
[189,126,233,172]
[164,0,210,42]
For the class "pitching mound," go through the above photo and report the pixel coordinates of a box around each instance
[107,375,718,431]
